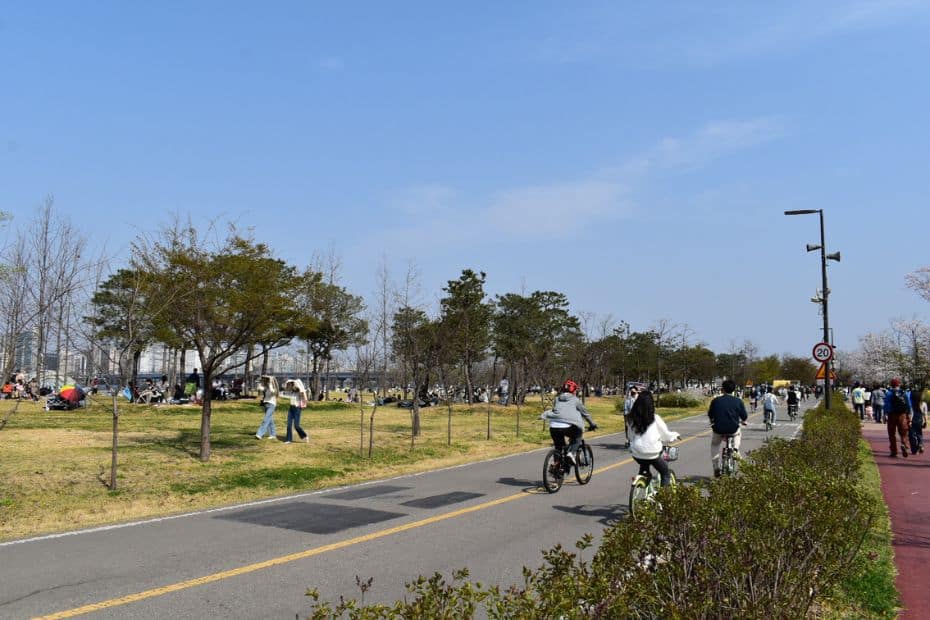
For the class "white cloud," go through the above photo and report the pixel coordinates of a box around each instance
[373,117,786,252]
[686,1,930,65]
[612,117,787,180]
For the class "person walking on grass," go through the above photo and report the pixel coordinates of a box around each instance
[255,375,279,440]
[283,379,309,444]
[885,378,911,458]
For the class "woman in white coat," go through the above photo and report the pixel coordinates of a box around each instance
[628,390,680,486]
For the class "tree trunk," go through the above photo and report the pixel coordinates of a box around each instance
[261,345,270,375]
[110,391,119,490]
[131,349,141,398]
[464,361,474,405]
[199,367,213,461]
[447,398,453,446]
[54,304,64,387]
[359,403,365,457]
[367,402,379,458]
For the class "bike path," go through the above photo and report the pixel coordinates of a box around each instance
[862,422,930,619]
[0,407,801,619]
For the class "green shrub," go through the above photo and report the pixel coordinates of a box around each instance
[655,393,702,408]
[305,398,880,619]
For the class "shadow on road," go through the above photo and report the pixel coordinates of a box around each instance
[552,503,628,527]
[496,477,540,490]
[591,442,627,451]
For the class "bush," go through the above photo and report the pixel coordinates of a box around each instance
[306,398,879,619]
[654,393,702,408]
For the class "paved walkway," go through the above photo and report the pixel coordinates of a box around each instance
[862,421,930,619]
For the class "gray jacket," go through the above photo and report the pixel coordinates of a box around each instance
[541,393,595,431]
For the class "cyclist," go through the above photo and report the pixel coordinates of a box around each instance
[786,385,800,419]
[628,389,680,487]
[750,387,759,413]
[762,388,779,426]
[540,380,597,465]
[708,379,748,477]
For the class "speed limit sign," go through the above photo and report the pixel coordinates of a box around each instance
[812,342,834,363]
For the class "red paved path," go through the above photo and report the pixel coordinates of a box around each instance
[862,422,930,619]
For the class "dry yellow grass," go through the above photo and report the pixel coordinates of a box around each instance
[0,394,700,541]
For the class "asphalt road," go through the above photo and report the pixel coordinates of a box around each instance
[0,401,810,619]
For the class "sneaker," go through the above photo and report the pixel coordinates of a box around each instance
[902,446,908,458]
[268,436,278,441]
[283,441,291,444]
[565,451,576,466]
[890,452,898,458]
[255,434,262,440]
[304,436,310,444]
[919,446,924,454]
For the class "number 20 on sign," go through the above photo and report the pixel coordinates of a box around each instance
[812,342,833,363]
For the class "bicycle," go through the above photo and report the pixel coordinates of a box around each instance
[628,445,678,517]
[787,403,799,421]
[763,408,775,432]
[718,434,739,477]
[542,438,594,493]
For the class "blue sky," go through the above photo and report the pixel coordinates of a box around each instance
[2,1,929,357]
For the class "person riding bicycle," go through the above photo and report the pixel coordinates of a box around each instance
[540,380,597,465]
[628,389,680,487]
[762,388,779,425]
[708,379,748,477]
[786,385,800,417]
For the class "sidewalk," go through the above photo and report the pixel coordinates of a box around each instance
[862,422,930,619]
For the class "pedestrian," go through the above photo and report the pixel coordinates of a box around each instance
[908,385,926,455]
[872,385,886,423]
[623,387,638,448]
[283,379,309,444]
[885,378,911,458]
[255,375,279,440]
[851,382,866,420]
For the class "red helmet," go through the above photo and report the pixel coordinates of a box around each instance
[562,380,579,394]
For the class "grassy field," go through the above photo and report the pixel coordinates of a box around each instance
[0,394,703,541]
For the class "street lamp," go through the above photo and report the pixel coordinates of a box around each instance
[785,209,841,409]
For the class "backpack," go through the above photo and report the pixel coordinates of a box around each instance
[890,389,909,414]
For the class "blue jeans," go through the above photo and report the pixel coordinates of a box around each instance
[286,405,307,442]
[256,402,277,438]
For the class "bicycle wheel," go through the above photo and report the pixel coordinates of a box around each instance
[628,478,649,517]
[575,444,594,485]
[667,469,677,486]
[542,450,564,493]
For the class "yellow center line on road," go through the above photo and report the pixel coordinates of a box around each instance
[34,424,732,619]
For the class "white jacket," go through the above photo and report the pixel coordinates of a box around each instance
[630,414,680,460]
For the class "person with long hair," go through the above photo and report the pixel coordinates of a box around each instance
[255,375,279,440]
[283,379,309,444]
[628,390,680,486]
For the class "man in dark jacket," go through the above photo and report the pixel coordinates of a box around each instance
[708,379,748,477]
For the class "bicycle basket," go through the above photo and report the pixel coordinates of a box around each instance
[662,446,679,461]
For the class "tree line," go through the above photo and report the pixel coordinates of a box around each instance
[5,205,891,464]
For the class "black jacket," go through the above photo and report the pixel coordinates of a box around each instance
[708,394,748,435]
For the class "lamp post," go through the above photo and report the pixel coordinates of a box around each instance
[785,209,840,409]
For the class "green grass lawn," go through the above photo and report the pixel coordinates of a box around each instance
[0,394,699,541]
